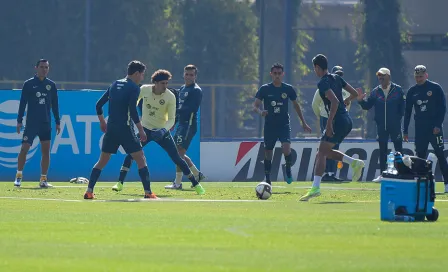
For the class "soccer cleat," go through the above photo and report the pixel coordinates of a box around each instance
[350,159,365,182]
[164,182,183,190]
[373,175,382,183]
[14,174,22,187]
[144,192,158,199]
[285,176,293,184]
[299,187,321,201]
[112,182,123,192]
[84,192,95,199]
[445,184,448,193]
[39,178,53,188]
[194,184,205,195]
[197,172,206,182]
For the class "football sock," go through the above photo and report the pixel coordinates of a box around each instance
[264,159,272,184]
[87,168,102,192]
[312,175,322,188]
[285,154,292,178]
[138,166,152,194]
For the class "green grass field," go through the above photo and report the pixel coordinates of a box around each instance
[0,181,447,272]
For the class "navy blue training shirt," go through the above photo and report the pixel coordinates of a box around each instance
[255,82,298,126]
[96,78,141,127]
[177,83,202,123]
[17,76,60,126]
[404,80,446,134]
[317,73,348,116]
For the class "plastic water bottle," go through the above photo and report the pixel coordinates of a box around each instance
[387,152,396,173]
[387,201,395,221]
[394,215,415,222]
[427,153,436,162]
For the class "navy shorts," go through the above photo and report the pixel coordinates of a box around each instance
[264,125,291,150]
[174,122,197,150]
[321,112,352,145]
[102,125,141,154]
[22,124,51,145]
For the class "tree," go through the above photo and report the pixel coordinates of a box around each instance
[178,0,259,137]
[355,0,406,138]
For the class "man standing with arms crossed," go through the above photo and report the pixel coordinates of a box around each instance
[404,65,448,193]
[15,59,60,188]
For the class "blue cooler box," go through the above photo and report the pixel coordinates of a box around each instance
[380,174,438,221]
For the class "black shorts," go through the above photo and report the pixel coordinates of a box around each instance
[174,122,197,150]
[321,112,352,145]
[102,125,141,154]
[264,124,291,150]
[415,127,444,157]
[22,124,51,145]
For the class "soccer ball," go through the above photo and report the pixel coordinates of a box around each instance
[69,177,89,184]
[255,182,272,200]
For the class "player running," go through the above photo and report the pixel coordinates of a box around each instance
[111,69,205,195]
[300,54,364,201]
[165,64,205,190]
[15,59,60,188]
[253,62,312,185]
[83,60,156,199]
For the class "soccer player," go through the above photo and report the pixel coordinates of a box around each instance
[253,62,312,185]
[300,54,365,201]
[165,65,205,190]
[357,67,405,182]
[312,65,350,182]
[83,60,156,199]
[111,69,205,195]
[14,59,60,188]
[403,65,448,193]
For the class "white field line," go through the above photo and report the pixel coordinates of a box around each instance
[1,196,448,203]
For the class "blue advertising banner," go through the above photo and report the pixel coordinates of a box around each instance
[0,90,200,182]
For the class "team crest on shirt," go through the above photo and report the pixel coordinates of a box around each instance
[427,91,432,96]
[271,101,277,106]
[159,99,165,105]
[46,85,51,91]
[36,92,41,97]
[281,93,287,99]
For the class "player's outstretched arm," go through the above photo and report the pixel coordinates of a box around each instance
[253,98,267,117]
[95,88,110,133]
[292,100,311,133]
[433,85,446,132]
[51,83,61,134]
[16,82,28,133]
[358,88,376,110]
[129,87,146,142]
[324,89,340,136]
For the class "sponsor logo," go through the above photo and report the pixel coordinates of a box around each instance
[271,101,276,106]
[36,92,41,98]
[0,100,39,168]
